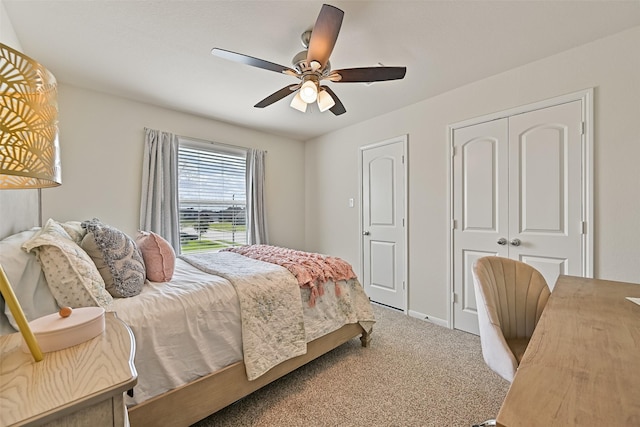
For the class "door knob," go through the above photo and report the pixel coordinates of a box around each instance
[510,238,521,246]
[497,238,507,245]
[363,231,370,236]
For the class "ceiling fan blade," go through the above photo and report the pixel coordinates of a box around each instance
[212,48,298,75]
[321,86,346,116]
[306,4,344,70]
[330,66,407,83]
[254,85,299,108]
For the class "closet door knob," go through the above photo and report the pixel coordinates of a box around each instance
[497,238,507,245]
[363,231,370,236]
[510,238,521,246]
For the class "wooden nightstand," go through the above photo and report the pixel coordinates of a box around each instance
[0,312,137,426]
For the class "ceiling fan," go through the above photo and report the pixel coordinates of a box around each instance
[211,4,406,116]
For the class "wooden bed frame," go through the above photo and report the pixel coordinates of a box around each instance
[128,322,371,427]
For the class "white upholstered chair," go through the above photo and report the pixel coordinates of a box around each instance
[472,256,551,383]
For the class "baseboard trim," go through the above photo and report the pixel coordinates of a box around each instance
[408,310,449,328]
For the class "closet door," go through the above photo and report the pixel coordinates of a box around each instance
[452,119,509,335]
[452,100,585,335]
[508,101,583,286]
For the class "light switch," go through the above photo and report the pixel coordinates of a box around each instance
[348,198,354,208]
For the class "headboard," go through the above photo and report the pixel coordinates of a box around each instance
[0,189,40,239]
[0,189,40,334]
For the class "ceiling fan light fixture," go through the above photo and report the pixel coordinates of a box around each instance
[290,92,307,112]
[212,4,406,116]
[317,89,335,112]
[309,60,322,72]
[299,80,318,103]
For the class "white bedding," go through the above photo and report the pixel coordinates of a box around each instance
[110,258,243,406]
[112,257,375,407]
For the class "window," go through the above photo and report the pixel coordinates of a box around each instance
[177,138,247,253]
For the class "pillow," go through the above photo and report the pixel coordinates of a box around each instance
[22,219,113,310]
[58,220,87,245]
[81,218,145,298]
[0,227,59,330]
[136,231,176,282]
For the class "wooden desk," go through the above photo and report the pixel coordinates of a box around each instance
[496,275,640,426]
[0,312,137,426]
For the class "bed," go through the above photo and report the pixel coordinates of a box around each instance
[0,201,375,427]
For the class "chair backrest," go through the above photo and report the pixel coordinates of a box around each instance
[472,256,550,381]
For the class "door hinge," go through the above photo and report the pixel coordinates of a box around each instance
[402,218,405,227]
[581,220,587,234]
[452,292,458,304]
[401,155,405,164]
[451,146,456,157]
[403,281,406,290]
[581,121,585,135]
[451,219,456,230]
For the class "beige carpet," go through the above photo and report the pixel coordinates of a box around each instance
[192,304,509,427]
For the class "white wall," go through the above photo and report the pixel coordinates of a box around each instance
[40,84,307,249]
[305,26,640,324]
[0,0,20,48]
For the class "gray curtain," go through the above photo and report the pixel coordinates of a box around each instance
[139,128,180,252]
[246,148,268,244]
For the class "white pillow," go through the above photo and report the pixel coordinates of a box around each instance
[0,228,59,331]
[58,220,87,245]
[23,219,113,310]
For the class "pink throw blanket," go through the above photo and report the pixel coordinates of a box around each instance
[223,245,357,306]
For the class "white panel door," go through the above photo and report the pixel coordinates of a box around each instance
[508,101,583,289]
[452,119,509,335]
[452,100,585,334]
[362,140,406,310]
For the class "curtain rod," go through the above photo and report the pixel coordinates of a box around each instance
[144,127,266,154]
[178,134,248,153]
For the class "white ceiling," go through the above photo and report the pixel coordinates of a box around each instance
[4,1,640,141]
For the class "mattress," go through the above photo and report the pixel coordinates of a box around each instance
[112,257,374,406]
[110,258,243,406]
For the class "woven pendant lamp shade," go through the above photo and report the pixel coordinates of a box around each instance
[0,43,61,189]
[0,43,63,362]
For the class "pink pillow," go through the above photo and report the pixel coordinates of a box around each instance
[136,231,175,282]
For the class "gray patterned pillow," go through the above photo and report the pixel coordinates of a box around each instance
[81,218,145,298]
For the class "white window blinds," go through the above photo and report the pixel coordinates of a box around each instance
[177,139,247,253]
